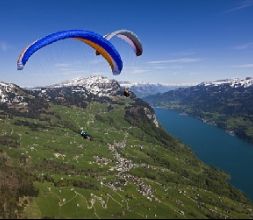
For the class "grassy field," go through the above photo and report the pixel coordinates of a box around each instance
[0,99,253,218]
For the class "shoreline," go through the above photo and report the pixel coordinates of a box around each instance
[154,105,253,202]
[152,105,253,145]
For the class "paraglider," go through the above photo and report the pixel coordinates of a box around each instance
[96,29,143,56]
[17,30,123,75]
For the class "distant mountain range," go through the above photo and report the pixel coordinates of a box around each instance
[119,81,183,98]
[1,75,252,218]
[144,77,253,143]
[199,77,253,88]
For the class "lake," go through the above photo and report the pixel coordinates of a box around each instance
[155,108,253,201]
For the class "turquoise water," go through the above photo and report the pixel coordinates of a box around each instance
[155,108,253,200]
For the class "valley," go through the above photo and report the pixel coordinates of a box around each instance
[0,76,252,218]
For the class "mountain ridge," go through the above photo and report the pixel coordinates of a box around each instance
[119,80,183,98]
[0,75,252,218]
[199,77,253,88]
[144,76,253,143]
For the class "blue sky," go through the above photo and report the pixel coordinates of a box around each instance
[0,0,253,86]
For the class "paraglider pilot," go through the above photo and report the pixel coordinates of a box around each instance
[80,129,93,141]
[124,87,130,97]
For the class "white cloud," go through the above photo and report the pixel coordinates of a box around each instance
[55,63,71,68]
[124,66,151,74]
[55,63,88,73]
[131,68,150,74]
[89,59,105,65]
[147,57,202,64]
[234,42,253,50]
[165,51,196,57]
[232,64,253,68]
[225,0,253,13]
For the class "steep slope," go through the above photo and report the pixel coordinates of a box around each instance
[0,76,252,219]
[144,77,253,143]
[0,81,48,117]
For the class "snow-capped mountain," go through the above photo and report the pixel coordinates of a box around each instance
[144,76,253,143]
[44,75,122,97]
[29,76,129,108]
[0,81,48,116]
[199,77,253,88]
[33,76,182,100]
[119,81,181,98]
[0,76,160,129]
[0,81,28,106]
[145,76,253,117]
